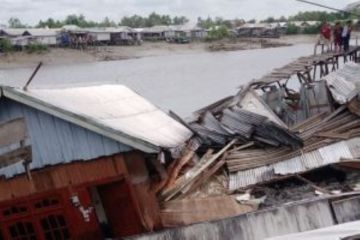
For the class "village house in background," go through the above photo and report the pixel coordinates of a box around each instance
[0,23,209,49]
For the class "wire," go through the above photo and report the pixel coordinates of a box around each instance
[295,0,360,18]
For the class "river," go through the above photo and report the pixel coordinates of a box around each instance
[0,44,314,117]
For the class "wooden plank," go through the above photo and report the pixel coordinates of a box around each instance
[181,158,226,196]
[161,140,236,201]
[160,195,255,227]
[0,118,27,146]
[0,146,31,168]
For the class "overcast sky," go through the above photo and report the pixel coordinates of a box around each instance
[0,0,357,25]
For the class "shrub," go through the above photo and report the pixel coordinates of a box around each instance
[0,38,13,53]
[205,26,230,41]
[286,24,300,35]
[303,24,321,34]
[25,43,48,54]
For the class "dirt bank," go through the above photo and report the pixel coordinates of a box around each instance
[0,35,319,69]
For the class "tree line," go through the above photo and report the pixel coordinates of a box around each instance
[6,9,360,29]
[261,10,360,23]
[7,13,189,29]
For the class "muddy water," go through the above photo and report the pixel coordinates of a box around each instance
[0,44,314,117]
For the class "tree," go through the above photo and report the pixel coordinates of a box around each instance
[262,17,275,23]
[279,16,287,22]
[288,11,348,22]
[63,14,97,27]
[247,19,256,24]
[99,17,117,27]
[8,17,26,28]
[286,23,300,35]
[120,15,146,28]
[119,13,188,27]
[37,18,63,28]
[197,17,216,29]
[206,25,229,41]
[173,16,188,25]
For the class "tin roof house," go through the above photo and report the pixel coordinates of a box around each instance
[236,23,281,38]
[0,82,192,239]
[107,27,139,45]
[141,26,174,41]
[23,28,59,46]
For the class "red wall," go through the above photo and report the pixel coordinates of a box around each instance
[0,187,101,240]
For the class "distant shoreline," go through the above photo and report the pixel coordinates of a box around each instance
[0,35,319,69]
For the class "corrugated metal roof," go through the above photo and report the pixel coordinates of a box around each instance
[2,85,192,153]
[240,91,288,128]
[143,25,172,33]
[0,99,132,178]
[24,29,58,36]
[325,63,360,104]
[0,28,26,36]
[229,137,360,190]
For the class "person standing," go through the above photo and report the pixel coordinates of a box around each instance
[342,20,353,52]
[333,22,343,52]
[318,21,332,52]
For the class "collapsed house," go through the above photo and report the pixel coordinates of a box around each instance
[0,49,359,239]
[125,58,360,239]
[0,84,192,239]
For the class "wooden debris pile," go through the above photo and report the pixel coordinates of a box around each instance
[154,63,360,228]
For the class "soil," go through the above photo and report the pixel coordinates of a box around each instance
[0,34,324,69]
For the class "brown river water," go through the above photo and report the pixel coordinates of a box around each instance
[0,44,314,117]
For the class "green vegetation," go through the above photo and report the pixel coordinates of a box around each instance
[120,13,188,27]
[25,43,48,54]
[0,38,13,53]
[285,23,322,35]
[8,17,27,28]
[288,11,352,22]
[205,26,230,41]
[36,13,189,28]
[302,23,322,35]
[261,10,359,23]
[286,24,300,35]
[197,17,244,29]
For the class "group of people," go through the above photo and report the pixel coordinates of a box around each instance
[319,20,353,53]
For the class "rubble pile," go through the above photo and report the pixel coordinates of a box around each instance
[155,63,360,227]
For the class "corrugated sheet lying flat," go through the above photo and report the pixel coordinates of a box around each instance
[3,85,192,153]
[229,138,359,190]
[324,62,360,104]
[265,220,360,240]
[0,99,132,178]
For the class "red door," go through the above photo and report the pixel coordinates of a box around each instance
[97,180,144,238]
